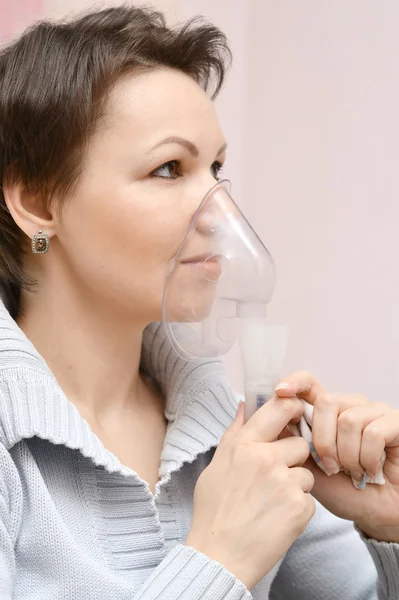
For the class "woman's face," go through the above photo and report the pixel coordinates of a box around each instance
[55,68,227,324]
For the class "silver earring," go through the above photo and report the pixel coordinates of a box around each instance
[32,230,50,254]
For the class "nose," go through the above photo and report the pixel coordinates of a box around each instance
[195,179,238,236]
[195,208,223,235]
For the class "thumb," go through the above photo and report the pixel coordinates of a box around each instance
[222,400,245,443]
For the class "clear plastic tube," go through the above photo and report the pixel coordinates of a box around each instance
[238,318,288,422]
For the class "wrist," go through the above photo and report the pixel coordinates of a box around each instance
[356,521,399,544]
[185,535,254,590]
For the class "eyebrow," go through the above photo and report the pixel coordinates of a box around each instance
[148,136,227,158]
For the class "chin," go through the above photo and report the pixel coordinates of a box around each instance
[163,284,217,324]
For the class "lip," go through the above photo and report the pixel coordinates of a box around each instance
[180,254,222,280]
[181,254,220,264]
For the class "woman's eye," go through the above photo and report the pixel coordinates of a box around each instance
[211,161,224,180]
[151,159,224,180]
[151,160,181,179]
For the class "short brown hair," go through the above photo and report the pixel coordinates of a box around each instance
[0,5,231,318]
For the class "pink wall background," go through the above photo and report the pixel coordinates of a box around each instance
[183,1,399,406]
[0,0,43,40]
[2,0,399,406]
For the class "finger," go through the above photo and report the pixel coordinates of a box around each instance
[274,370,326,404]
[219,401,245,446]
[243,396,304,443]
[273,436,310,467]
[361,412,399,477]
[337,404,387,480]
[312,393,369,474]
[289,466,315,493]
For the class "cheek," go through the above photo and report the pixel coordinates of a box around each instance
[57,188,187,315]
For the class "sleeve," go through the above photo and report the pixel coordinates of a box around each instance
[269,500,379,600]
[0,443,22,599]
[133,544,252,600]
[356,527,399,600]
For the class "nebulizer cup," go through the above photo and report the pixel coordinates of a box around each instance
[162,179,288,421]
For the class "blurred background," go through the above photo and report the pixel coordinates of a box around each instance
[2,0,399,405]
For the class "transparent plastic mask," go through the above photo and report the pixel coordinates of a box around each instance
[162,180,276,361]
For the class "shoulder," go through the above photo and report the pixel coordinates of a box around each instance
[0,370,59,450]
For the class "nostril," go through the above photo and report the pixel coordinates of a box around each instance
[196,214,222,235]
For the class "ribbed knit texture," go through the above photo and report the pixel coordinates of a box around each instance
[0,300,397,599]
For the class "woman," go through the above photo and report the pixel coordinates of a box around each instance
[0,5,398,599]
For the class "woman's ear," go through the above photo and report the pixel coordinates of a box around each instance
[3,181,57,240]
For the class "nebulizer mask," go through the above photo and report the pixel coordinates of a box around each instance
[162,180,288,421]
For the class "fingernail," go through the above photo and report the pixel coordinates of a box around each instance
[275,383,290,391]
[353,473,367,490]
[321,456,340,474]
[352,471,365,483]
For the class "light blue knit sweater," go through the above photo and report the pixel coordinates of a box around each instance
[0,300,397,599]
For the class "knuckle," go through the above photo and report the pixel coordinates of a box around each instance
[289,492,311,523]
[315,393,335,410]
[294,495,316,529]
[297,370,312,380]
[272,466,290,488]
[352,394,371,406]
[305,470,315,490]
[363,424,382,443]
[284,370,306,383]
[338,410,360,430]
[277,399,304,422]
[236,443,276,474]
[276,398,297,414]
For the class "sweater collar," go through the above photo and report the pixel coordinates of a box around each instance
[0,301,238,481]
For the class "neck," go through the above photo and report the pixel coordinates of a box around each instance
[18,279,150,424]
